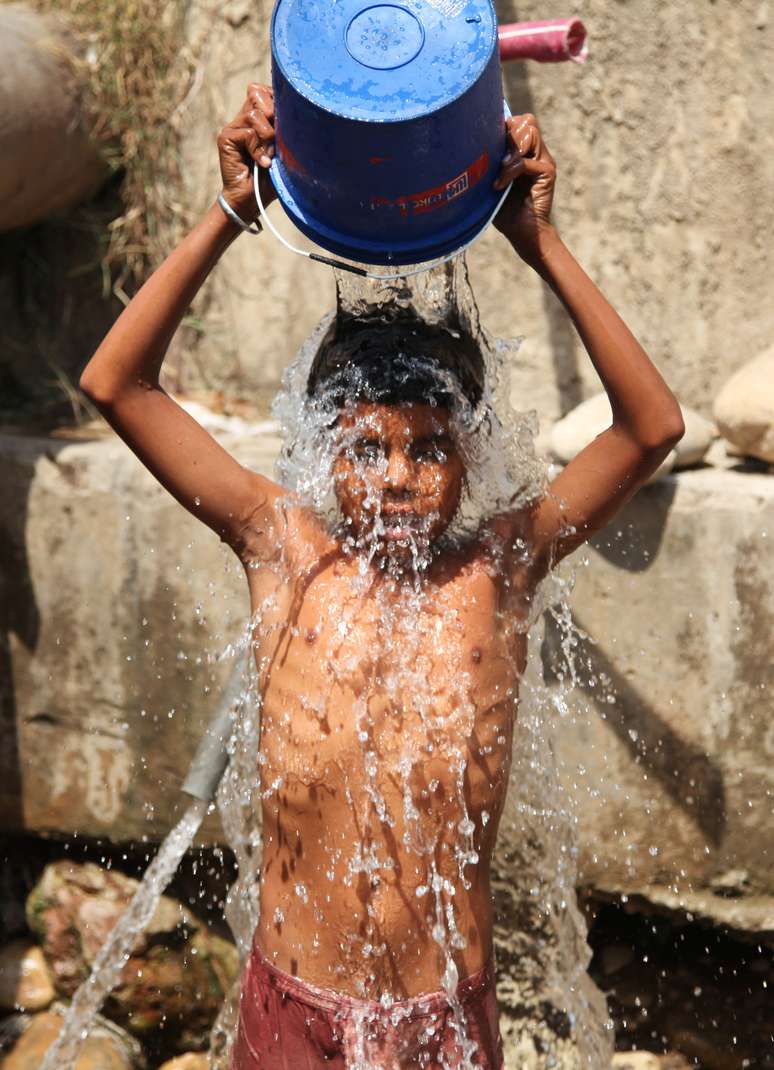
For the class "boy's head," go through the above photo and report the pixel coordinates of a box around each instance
[307,312,485,556]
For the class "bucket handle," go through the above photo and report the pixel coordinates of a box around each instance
[252,162,512,281]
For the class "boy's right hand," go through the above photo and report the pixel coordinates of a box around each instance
[217,83,277,224]
[493,114,557,263]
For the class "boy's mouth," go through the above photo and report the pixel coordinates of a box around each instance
[378,509,426,542]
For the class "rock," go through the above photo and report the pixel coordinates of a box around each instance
[667,1029,746,1070]
[0,6,107,230]
[672,409,715,469]
[658,1056,695,1070]
[611,1053,661,1070]
[549,393,676,481]
[0,941,55,1012]
[0,430,269,843]
[158,1055,210,1070]
[713,347,774,463]
[0,1005,144,1069]
[26,862,240,1051]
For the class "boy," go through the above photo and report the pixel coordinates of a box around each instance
[80,85,684,1069]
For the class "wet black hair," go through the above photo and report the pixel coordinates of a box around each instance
[306,311,485,411]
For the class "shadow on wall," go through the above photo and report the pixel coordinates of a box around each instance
[0,176,127,429]
[498,0,583,414]
[542,610,726,848]
[590,480,677,572]
[0,443,54,830]
[541,480,726,847]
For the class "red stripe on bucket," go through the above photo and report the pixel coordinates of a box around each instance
[371,151,489,217]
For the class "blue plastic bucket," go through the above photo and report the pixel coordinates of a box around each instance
[270,0,505,266]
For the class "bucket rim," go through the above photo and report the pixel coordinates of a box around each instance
[268,154,503,266]
[270,0,498,124]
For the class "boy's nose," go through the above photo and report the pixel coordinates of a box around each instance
[385,449,411,490]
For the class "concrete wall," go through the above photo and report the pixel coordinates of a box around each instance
[175,0,774,422]
[2,430,772,937]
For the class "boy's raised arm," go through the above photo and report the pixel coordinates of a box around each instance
[80,85,284,561]
[493,114,685,574]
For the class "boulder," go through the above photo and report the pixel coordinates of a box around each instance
[549,393,675,480]
[0,941,55,1012]
[672,408,716,468]
[0,5,106,230]
[549,393,714,474]
[0,1005,144,1070]
[26,862,239,1051]
[713,347,774,463]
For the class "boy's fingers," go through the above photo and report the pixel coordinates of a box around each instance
[247,109,274,140]
[506,114,547,160]
[221,125,260,164]
[494,155,552,190]
[494,157,526,189]
[247,83,275,118]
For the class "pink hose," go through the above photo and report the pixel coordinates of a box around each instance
[498,18,588,64]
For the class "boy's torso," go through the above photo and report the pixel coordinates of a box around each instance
[245,508,531,1000]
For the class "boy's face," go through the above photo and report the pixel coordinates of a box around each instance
[333,402,465,554]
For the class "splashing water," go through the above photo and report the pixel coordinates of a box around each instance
[42,254,613,1070]
[216,255,612,1067]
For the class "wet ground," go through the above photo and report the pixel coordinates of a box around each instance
[587,896,774,1070]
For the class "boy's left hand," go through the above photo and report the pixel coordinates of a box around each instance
[493,114,557,261]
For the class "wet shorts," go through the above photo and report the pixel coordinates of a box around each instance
[232,941,504,1069]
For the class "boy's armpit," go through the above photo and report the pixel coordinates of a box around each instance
[228,475,287,565]
[486,503,551,586]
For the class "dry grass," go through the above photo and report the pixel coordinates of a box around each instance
[30,0,199,293]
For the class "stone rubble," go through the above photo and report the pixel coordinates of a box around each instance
[25,862,239,1053]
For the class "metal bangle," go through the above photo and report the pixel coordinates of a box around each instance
[217,192,262,235]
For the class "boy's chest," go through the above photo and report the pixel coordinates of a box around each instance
[254,561,525,784]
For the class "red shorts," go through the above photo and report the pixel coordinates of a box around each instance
[232,942,504,1069]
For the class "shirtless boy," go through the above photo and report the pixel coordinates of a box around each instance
[80,84,684,1069]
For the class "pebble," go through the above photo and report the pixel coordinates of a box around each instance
[158,1055,210,1070]
[611,1053,662,1070]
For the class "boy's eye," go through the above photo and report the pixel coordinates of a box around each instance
[412,442,448,464]
[352,440,383,464]
[415,448,444,463]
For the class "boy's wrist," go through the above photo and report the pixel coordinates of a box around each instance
[217,191,263,233]
[507,222,562,268]
[206,200,247,250]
